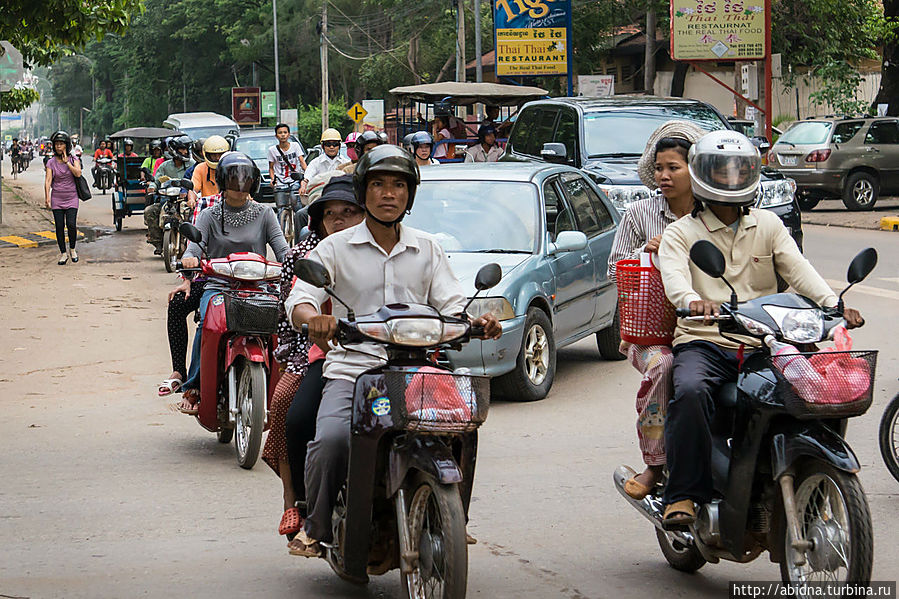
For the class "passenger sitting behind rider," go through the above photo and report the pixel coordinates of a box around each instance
[657,131,864,530]
[284,145,502,557]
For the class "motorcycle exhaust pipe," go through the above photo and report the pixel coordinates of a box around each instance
[613,466,667,530]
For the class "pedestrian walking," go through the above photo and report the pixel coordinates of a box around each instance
[44,130,83,265]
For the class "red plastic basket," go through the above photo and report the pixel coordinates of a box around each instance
[616,259,676,345]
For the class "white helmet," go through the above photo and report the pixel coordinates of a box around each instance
[688,130,761,207]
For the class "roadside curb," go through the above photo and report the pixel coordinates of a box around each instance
[881,216,899,232]
[0,226,110,249]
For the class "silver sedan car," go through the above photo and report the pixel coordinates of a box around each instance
[403,162,624,401]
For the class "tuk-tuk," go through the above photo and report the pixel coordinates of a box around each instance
[108,127,179,231]
[388,82,547,162]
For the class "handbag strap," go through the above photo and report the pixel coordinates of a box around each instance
[275,144,295,173]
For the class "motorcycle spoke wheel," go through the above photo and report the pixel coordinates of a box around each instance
[878,394,899,483]
[781,463,872,585]
[233,362,266,469]
[402,475,466,599]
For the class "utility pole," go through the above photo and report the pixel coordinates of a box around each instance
[455,0,466,82]
[321,1,329,130]
[272,0,281,115]
[474,0,482,82]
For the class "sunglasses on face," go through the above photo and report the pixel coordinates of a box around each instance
[322,142,340,148]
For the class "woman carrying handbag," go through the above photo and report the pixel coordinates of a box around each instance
[44,130,86,265]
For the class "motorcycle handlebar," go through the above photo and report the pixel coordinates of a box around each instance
[675,308,692,318]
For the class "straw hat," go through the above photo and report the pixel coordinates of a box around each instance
[636,120,707,190]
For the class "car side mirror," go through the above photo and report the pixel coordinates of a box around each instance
[549,230,587,254]
[294,258,331,288]
[474,263,502,291]
[540,142,567,164]
[751,136,771,155]
[179,222,202,243]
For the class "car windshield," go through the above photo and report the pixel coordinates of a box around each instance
[404,181,539,253]
[179,126,238,140]
[584,107,726,157]
[778,122,833,145]
[234,137,275,160]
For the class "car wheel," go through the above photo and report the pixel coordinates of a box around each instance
[596,307,626,360]
[842,172,879,211]
[494,307,556,402]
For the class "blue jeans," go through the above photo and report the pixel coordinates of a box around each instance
[181,287,221,391]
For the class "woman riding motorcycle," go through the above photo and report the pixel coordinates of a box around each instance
[174,152,289,413]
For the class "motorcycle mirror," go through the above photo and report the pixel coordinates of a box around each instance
[179,222,203,244]
[847,247,877,285]
[474,263,502,291]
[181,178,194,191]
[689,240,726,278]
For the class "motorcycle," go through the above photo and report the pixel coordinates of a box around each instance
[177,223,283,469]
[878,387,899,484]
[95,156,115,195]
[614,241,878,585]
[159,178,194,273]
[293,258,501,597]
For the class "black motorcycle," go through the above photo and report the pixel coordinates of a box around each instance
[294,259,500,598]
[614,241,878,585]
[94,156,115,195]
[159,178,194,273]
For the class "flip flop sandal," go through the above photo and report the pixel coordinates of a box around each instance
[169,402,199,416]
[288,530,322,558]
[662,500,696,531]
[158,378,183,397]
[624,476,654,500]
[279,507,303,536]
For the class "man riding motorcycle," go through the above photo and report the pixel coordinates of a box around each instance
[284,144,502,557]
[143,136,196,254]
[118,138,138,158]
[657,131,864,529]
[190,135,228,201]
[301,128,350,195]
[141,140,166,181]
[338,130,384,174]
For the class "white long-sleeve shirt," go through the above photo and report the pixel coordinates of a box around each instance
[303,153,350,183]
[285,221,468,382]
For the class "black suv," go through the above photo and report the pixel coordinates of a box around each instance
[502,97,803,249]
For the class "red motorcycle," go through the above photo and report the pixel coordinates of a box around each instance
[179,224,282,469]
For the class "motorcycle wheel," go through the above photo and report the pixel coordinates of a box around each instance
[163,229,178,273]
[779,462,872,584]
[279,208,295,247]
[878,392,899,483]
[234,361,266,469]
[400,473,467,599]
[655,528,706,573]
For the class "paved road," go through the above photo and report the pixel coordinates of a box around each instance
[1,169,897,598]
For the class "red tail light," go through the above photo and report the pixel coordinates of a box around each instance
[806,149,831,162]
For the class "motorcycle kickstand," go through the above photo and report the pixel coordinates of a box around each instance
[394,488,419,575]
[779,473,812,567]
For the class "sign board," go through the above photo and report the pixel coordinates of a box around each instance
[280,108,298,131]
[670,0,766,61]
[361,100,385,131]
[261,92,277,118]
[347,102,368,123]
[0,42,24,93]
[494,0,571,77]
[231,87,261,125]
[577,75,614,96]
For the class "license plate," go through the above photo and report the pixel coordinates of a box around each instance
[780,155,798,166]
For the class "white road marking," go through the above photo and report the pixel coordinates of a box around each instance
[825,279,899,301]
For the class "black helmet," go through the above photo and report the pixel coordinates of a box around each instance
[214,151,260,195]
[191,138,206,162]
[411,131,434,155]
[477,125,497,144]
[354,130,383,157]
[149,139,164,155]
[169,135,192,161]
[353,144,420,225]
[50,131,72,153]
[122,137,134,149]
[307,174,364,236]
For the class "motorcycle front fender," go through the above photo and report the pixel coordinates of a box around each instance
[771,421,861,479]
[387,436,463,498]
[225,336,269,371]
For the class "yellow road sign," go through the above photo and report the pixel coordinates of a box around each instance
[347,102,368,123]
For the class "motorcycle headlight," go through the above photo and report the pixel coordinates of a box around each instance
[597,184,653,213]
[358,318,468,347]
[763,306,824,343]
[734,313,775,337]
[264,264,282,279]
[165,187,181,197]
[466,297,515,321]
[229,260,267,281]
[757,179,796,208]
[211,262,232,277]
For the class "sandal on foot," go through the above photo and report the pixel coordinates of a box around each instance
[158,378,183,397]
[288,529,321,558]
[662,499,696,530]
[279,507,303,536]
[174,392,199,415]
[466,532,477,545]
[624,477,654,500]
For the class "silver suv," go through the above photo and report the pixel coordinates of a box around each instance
[769,117,899,211]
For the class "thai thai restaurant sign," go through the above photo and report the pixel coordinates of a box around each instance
[670,0,766,61]
[494,0,571,76]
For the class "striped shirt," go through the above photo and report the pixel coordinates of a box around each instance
[607,193,679,282]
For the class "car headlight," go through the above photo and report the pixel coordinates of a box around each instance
[734,313,775,337]
[466,297,515,321]
[757,179,796,208]
[358,318,467,347]
[597,184,653,213]
[763,306,824,343]
[229,260,267,281]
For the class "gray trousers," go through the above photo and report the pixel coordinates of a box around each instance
[304,378,355,542]
[143,203,163,248]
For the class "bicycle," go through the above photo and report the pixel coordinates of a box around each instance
[274,173,306,246]
[879,388,899,483]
